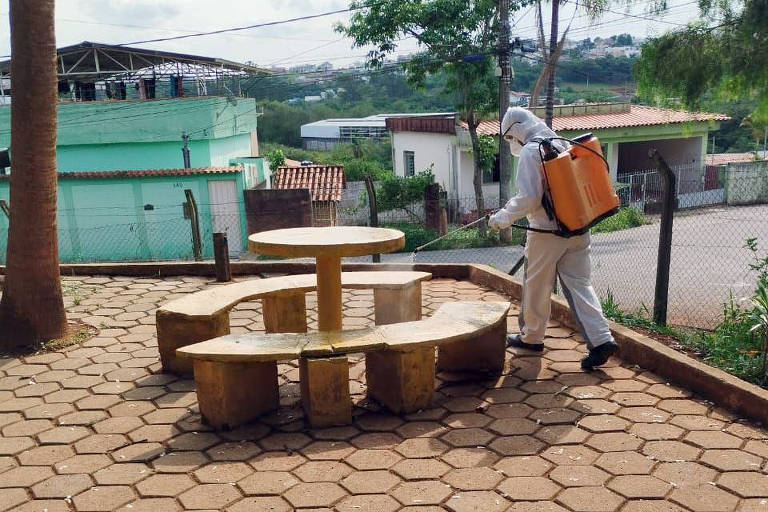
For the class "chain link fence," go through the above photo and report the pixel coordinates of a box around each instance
[339,162,768,329]
[0,161,766,329]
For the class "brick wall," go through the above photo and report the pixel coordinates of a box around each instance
[243,189,313,235]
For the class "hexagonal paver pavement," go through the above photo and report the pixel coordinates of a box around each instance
[0,275,766,510]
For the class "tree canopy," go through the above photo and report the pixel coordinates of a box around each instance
[336,0,509,119]
[635,0,768,120]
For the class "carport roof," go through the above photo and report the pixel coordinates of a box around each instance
[473,104,729,135]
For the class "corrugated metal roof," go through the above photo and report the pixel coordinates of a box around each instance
[0,166,243,180]
[273,165,345,202]
[473,105,729,135]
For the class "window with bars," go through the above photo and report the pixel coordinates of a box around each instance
[404,151,415,177]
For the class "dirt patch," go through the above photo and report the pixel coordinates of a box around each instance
[38,322,96,352]
[624,323,710,362]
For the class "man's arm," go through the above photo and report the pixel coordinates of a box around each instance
[488,145,543,229]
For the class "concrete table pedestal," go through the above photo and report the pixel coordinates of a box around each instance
[249,226,405,428]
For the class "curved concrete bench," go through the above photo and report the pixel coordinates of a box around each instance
[156,271,432,374]
[178,301,510,429]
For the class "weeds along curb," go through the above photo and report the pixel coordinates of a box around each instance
[4,260,768,426]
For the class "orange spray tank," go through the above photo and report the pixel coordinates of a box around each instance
[539,134,620,236]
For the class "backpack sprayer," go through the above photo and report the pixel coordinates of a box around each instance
[412,133,619,256]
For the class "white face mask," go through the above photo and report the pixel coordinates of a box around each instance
[509,137,524,157]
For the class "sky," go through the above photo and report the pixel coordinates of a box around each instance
[0,0,708,70]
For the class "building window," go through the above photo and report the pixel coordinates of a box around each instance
[404,151,415,176]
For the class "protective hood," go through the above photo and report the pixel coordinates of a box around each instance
[501,107,558,156]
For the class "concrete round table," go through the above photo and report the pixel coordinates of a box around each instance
[248,226,405,331]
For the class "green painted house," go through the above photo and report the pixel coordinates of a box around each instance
[0,96,268,263]
[0,96,261,171]
[0,43,273,263]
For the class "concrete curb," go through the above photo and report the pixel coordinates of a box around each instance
[467,263,768,426]
[3,260,767,425]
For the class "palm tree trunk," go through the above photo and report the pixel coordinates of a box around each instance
[0,0,67,350]
[545,0,560,128]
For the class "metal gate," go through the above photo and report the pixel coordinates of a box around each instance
[207,180,243,256]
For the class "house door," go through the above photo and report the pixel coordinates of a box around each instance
[207,180,242,256]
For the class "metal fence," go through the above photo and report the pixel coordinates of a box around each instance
[1,163,766,329]
[340,164,768,329]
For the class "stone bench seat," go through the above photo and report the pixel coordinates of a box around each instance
[177,301,510,429]
[156,271,432,374]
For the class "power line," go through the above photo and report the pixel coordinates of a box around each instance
[117,8,357,47]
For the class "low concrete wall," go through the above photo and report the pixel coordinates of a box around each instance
[726,161,768,205]
[4,260,768,426]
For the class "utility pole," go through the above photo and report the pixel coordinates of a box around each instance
[498,0,513,243]
[181,131,191,169]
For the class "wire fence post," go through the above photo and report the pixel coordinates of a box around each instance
[213,232,231,282]
[364,174,380,263]
[649,149,676,326]
[184,189,203,261]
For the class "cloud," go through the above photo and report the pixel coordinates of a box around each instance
[267,0,348,12]
[78,0,180,25]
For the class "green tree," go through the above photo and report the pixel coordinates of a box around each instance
[337,0,513,228]
[266,148,286,168]
[635,0,768,121]
[615,33,633,46]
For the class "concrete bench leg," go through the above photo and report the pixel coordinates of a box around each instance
[194,359,278,430]
[157,311,229,375]
[300,355,351,428]
[366,346,435,414]
[368,283,433,412]
[263,293,307,333]
[437,316,507,374]
[373,283,422,325]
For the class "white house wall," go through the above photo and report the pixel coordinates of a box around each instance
[391,132,455,191]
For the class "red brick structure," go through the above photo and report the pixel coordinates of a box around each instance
[273,165,345,227]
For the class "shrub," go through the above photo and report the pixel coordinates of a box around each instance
[601,238,768,386]
[591,207,646,233]
[344,159,391,182]
[266,148,285,168]
[376,171,435,213]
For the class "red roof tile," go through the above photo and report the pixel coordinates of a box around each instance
[273,165,345,202]
[471,105,729,135]
[706,153,759,166]
[14,166,243,180]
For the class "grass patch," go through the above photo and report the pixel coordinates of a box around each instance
[38,323,95,352]
[62,282,91,306]
[383,222,523,252]
[591,207,647,234]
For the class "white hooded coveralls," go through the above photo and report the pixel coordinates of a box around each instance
[490,107,614,349]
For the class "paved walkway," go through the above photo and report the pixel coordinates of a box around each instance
[0,275,766,511]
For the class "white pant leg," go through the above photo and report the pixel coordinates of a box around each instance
[519,233,567,345]
[556,233,614,349]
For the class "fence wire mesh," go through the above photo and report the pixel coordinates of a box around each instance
[339,164,768,329]
[0,163,766,330]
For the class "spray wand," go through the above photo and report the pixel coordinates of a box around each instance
[412,214,491,256]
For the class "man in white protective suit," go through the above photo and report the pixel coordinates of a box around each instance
[488,107,619,371]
